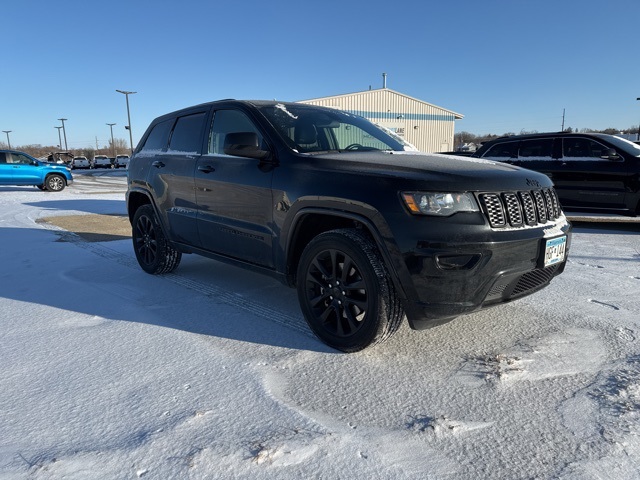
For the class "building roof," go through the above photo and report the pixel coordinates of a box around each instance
[299,88,464,120]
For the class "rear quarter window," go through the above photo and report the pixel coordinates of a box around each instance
[140,118,174,152]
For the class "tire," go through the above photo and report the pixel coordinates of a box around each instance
[132,205,182,274]
[296,228,404,352]
[45,174,66,192]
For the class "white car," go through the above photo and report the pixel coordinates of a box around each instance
[92,155,112,168]
[70,156,90,169]
[114,154,130,168]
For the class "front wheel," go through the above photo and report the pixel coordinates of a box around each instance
[296,229,404,352]
[45,174,66,191]
[132,205,182,274]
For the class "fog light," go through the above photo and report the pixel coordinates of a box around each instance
[435,253,481,271]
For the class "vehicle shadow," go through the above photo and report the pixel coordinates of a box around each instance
[570,220,640,235]
[26,199,127,216]
[1,187,49,192]
[2,225,335,354]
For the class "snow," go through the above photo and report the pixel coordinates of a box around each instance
[1,171,640,479]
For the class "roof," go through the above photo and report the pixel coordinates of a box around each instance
[299,88,464,120]
[480,132,617,144]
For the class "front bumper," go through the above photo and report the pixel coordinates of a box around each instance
[398,218,571,329]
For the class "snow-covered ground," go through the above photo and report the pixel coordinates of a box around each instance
[1,171,640,480]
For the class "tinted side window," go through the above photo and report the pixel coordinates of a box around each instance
[0,152,7,163]
[519,139,553,159]
[140,118,173,152]
[562,138,609,159]
[209,110,264,155]
[482,141,519,159]
[168,112,207,154]
[16,154,33,164]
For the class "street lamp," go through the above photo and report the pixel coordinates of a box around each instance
[636,98,640,141]
[54,126,63,149]
[2,130,11,149]
[116,90,136,154]
[58,118,68,151]
[106,123,116,157]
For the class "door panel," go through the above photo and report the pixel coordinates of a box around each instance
[8,153,42,184]
[553,138,628,209]
[195,109,275,267]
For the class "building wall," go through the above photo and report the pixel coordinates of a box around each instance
[298,88,462,152]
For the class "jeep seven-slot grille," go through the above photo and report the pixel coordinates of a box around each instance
[478,188,562,229]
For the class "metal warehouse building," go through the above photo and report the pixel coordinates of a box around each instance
[298,81,463,153]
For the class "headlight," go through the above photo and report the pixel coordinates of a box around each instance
[401,192,479,216]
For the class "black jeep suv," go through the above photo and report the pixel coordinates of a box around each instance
[126,100,571,352]
[473,132,640,216]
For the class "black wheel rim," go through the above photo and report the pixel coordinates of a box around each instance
[304,248,370,337]
[134,214,158,266]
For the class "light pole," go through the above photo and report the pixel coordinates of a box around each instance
[58,118,68,151]
[636,98,640,141]
[2,130,11,149]
[54,126,63,149]
[106,123,116,156]
[116,90,136,154]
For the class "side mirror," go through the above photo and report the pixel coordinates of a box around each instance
[223,132,269,160]
[601,148,621,160]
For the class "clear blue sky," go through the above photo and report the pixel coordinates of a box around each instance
[3,0,639,149]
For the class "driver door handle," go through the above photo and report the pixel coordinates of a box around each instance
[198,165,216,174]
[151,161,165,168]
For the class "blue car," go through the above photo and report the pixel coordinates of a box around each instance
[0,149,73,191]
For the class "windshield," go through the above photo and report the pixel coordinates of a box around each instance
[258,103,406,154]
[595,134,640,156]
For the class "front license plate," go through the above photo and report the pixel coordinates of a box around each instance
[544,236,567,267]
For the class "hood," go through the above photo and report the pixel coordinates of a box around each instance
[303,151,554,191]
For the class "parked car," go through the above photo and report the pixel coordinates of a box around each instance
[126,100,571,352]
[91,155,112,168]
[0,149,73,191]
[70,155,90,169]
[472,132,640,216]
[114,154,130,168]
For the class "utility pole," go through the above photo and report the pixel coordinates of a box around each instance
[561,109,565,132]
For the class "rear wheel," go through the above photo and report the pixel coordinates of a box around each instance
[132,205,182,274]
[296,229,404,352]
[45,174,65,192]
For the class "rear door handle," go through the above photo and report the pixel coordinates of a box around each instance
[198,165,215,174]
[152,161,165,168]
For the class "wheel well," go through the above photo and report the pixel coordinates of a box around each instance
[287,213,375,283]
[127,191,152,222]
